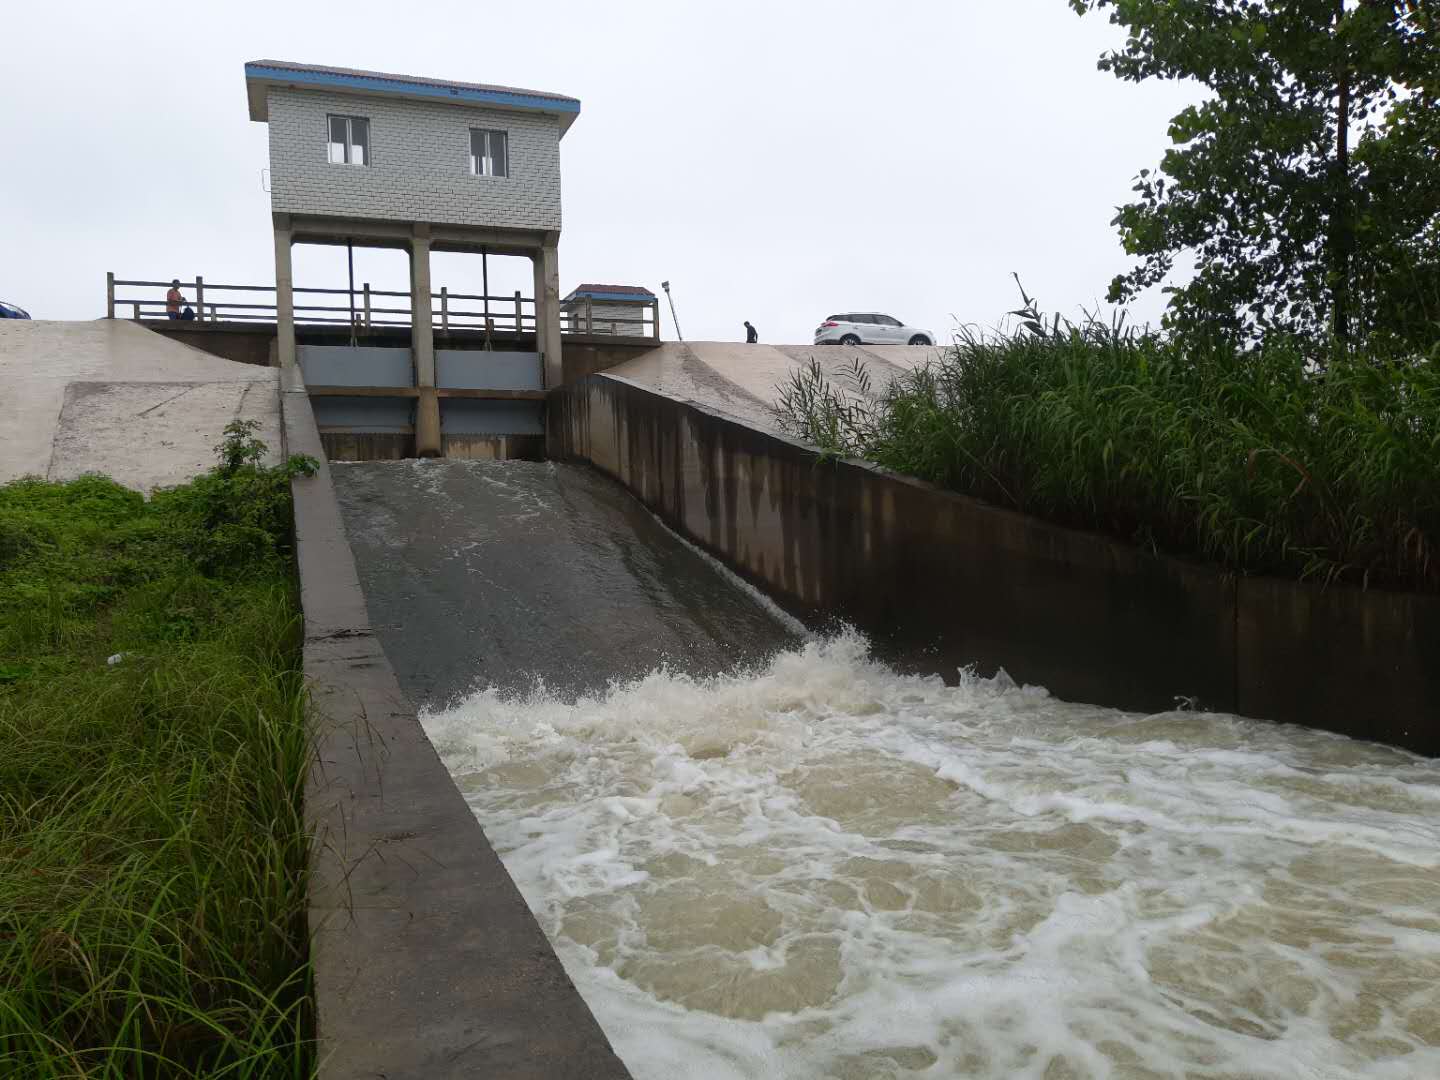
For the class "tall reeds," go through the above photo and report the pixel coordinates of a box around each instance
[777,323,1439,591]
[0,427,316,1078]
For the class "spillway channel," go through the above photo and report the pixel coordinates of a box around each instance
[333,459,1440,1080]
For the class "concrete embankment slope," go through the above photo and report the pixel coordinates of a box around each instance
[0,320,279,490]
[600,340,946,435]
[547,371,1440,757]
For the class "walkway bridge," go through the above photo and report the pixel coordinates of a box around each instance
[107,272,664,459]
[105,271,944,458]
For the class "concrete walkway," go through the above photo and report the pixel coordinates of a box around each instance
[605,340,946,434]
[0,320,279,492]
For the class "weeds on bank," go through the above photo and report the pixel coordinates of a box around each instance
[0,423,320,1078]
[776,299,1440,592]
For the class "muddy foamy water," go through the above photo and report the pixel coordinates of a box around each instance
[423,634,1440,1079]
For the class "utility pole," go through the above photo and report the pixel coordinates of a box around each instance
[660,280,683,342]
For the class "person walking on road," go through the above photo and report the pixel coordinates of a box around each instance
[165,280,187,320]
[744,320,758,344]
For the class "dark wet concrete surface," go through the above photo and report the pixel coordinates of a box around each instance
[331,459,802,708]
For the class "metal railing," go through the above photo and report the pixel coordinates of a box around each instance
[107,274,537,333]
[432,286,537,334]
[107,274,662,339]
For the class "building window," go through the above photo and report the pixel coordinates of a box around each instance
[470,128,508,177]
[327,115,370,166]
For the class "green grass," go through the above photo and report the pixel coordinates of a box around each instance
[776,322,1440,592]
[0,425,318,1078]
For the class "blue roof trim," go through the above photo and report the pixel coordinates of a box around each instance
[566,291,656,303]
[244,64,580,115]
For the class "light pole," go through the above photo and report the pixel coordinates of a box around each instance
[660,279,683,342]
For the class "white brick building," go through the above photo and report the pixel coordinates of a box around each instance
[263,87,565,231]
[245,60,581,455]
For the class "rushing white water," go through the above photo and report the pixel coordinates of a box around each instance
[422,632,1440,1080]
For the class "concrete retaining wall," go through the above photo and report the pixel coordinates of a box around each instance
[547,373,1440,756]
[560,336,660,383]
[282,366,630,1079]
[320,431,415,461]
[143,321,277,367]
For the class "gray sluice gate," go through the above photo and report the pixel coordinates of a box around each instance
[300,344,543,438]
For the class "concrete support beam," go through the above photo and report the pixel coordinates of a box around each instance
[409,227,441,457]
[284,213,548,258]
[533,240,562,388]
[274,217,296,368]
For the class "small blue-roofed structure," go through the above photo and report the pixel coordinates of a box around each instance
[561,285,659,339]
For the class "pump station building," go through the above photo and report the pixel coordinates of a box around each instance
[245,60,579,458]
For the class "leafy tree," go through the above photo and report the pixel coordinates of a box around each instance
[1070,0,1439,351]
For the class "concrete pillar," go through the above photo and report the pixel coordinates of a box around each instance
[273,218,296,368]
[410,228,441,458]
[533,240,563,388]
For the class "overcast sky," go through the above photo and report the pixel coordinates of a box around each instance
[1,0,1200,343]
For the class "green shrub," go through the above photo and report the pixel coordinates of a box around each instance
[777,311,1440,591]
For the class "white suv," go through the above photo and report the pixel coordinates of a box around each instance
[814,313,934,346]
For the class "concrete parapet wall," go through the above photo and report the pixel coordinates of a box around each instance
[559,336,662,383]
[143,321,277,367]
[1235,577,1439,753]
[282,368,630,1078]
[547,374,1440,756]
